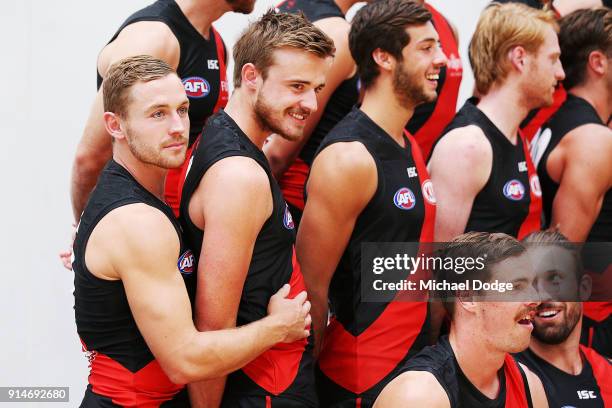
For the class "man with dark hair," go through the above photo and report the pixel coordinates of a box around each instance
[517,231,612,407]
[73,55,312,407]
[179,11,334,407]
[69,0,250,225]
[531,7,612,242]
[429,3,565,241]
[375,232,548,408]
[297,0,445,405]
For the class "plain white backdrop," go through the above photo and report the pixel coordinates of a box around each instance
[0,1,489,406]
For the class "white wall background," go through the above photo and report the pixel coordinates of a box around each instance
[0,1,488,406]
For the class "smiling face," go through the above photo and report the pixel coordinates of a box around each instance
[522,25,565,108]
[527,246,584,344]
[253,47,331,141]
[392,22,447,107]
[474,254,540,354]
[119,74,190,169]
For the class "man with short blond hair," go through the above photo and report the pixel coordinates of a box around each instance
[429,2,565,241]
[73,55,312,407]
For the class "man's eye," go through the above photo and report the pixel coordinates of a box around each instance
[292,84,304,91]
[178,106,188,115]
[152,111,164,118]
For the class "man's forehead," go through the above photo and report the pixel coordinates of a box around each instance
[405,21,439,44]
[490,254,534,280]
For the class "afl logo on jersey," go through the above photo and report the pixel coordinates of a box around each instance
[177,250,195,275]
[394,187,416,210]
[183,77,210,98]
[283,204,295,230]
[421,180,436,205]
[530,175,542,197]
[503,179,525,201]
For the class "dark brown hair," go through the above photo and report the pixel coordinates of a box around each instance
[559,7,612,89]
[348,0,432,89]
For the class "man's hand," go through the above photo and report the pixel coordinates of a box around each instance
[267,284,311,343]
[59,223,77,270]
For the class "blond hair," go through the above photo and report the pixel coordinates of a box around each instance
[469,2,558,95]
[233,9,335,87]
[103,55,174,116]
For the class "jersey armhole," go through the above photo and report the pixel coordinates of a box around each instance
[517,363,534,408]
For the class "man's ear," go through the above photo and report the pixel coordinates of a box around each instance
[103,112,125,142]
[578,274,592,302]
[509,45,528,73]
[241,63,261,91]
[587,49,607,77]
[372,48,395,73]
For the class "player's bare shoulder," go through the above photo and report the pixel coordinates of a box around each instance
[374,370,450,408]
[98,21,180,76]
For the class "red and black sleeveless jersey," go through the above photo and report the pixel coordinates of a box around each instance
[405,3,463,161]
[439,99,542,239]
[179,111,316,407]
[531,94,612,242]
[312,107,436,407]
[98,0,229,216]
[517,346,612,407]
[275,0,359,214]
[73,160,194,407]
[397,336,533,408]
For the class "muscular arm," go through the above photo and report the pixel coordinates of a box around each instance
[71,22,180,221]
[188,157,274,407]
[549,125,612,241]
[85,204,307,385]
[428,126,492,241]
[264,18,355,180]
[373,371,450,408]
[297,142,377,356]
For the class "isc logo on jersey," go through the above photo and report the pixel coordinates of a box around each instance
[183,77,210,98]
[177,250,195,275]
[394,187,416,210]
[283,204,295,230]
[503,179,525,201]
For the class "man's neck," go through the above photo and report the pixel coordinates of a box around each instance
[449,327,506,399]
[528,322,584,375]
[224,90,269,150]
[113,152,167,200]
[175,0,229,39]
[570,81,611,124]
[360,84,415,147]
[477,83,531,145]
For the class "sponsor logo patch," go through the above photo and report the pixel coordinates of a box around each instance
[178,250,195,275]
[503,179,525,201]
[283,204,295,230]
[393,187,416,210]
[183,76,210,98]
[530,175,542,197]
[421,179,436,205]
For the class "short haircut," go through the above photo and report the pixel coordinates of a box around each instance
[469,2,558,95]
[522,230,584,281]
[349,0,432,89]
[103,55,175,117]
[232,9,335,87]
[559,7,612,89]
[435,232,526,317]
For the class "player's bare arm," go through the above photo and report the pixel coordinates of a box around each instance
[373,370,450,408]
[520,363,549,408]
[85,203,310,385]
[71,22,180,222]
[549,125,612,241]
[297,141,377,356]
[264,20,354,179]
[187,156,285,407]
[428,125,492,241]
